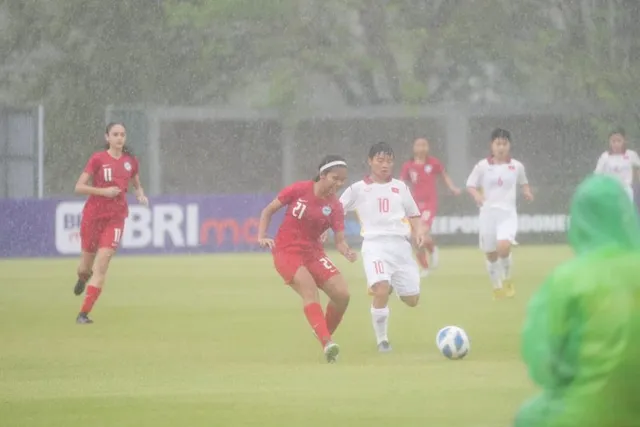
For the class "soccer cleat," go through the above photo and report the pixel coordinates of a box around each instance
[492,288,507,301]
[503,279,516,298]
[73,272,92,296]
[377,340,392,353]
[76,312,93,324]
[73,278,88,296]
[323,341,340,363]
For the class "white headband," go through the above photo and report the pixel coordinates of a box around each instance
[319,160,347,173]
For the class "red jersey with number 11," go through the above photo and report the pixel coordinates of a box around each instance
[274,181,344,253]
[82,151,139,220]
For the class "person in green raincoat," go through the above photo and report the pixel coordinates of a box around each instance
[515,174,640,427]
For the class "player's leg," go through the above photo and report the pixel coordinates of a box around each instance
[394,241,421,307]
[75,216,98,295]
[496,211,518,298]
[77,220,124,323]
[479,209,504,299]
[362,241,393,351]
[415,208,435,274]
[317,272,350,336]
[289,266,339,362]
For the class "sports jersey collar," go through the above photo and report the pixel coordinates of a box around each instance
[487,156,511,165]
[608,148,628,155]
[364,175,392,184]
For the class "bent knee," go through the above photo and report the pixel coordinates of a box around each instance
[401,294,420,307]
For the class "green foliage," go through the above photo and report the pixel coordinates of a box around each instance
[2,0,640,193]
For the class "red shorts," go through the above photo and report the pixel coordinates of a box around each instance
[80,216,125,253]
[273,249,340,286]
[417,202,437,228]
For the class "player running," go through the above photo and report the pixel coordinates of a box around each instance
[73,122,148,324]
[400,137,461,275]
[340,142,430,352]
[257,155,357,363]
[594,128,640,201]
[466,128,533,300]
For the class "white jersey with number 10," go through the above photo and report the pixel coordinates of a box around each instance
[339,177,421,239]
[466,158,528,212]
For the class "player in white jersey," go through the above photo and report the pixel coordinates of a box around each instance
[594,129,640,201]
[466,128,534,300]
[340,142,430,352]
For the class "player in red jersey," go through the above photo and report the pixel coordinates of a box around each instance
[72,122,148,324]
[257,155,357,363]
[400,138,461,275]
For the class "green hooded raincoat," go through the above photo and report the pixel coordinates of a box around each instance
[515,174,640,427]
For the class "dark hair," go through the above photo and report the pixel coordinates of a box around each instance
[490,128,511,142]
[103,122,134,156]
[609,128,626,138]
[368,142,394,159]
[313,154,347,182]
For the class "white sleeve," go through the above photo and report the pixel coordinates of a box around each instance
[339,184,357,213]
[466,162,483,188]
[595,153,607,173]
[517,162,529,185]
[401,183,421,217]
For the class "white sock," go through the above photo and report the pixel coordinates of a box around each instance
[500,254,512,280]
[486,260,504,289]
[370,306,390,344]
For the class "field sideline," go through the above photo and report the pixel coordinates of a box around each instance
[0,245,572,427]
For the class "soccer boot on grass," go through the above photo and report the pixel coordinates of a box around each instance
[377,340,392,353]
[492,287,507,301]
[323,341,340,363]
[76,312,93,324]
[503,279,516,298]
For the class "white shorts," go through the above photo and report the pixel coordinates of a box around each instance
[478,208,518,253]
[361,236,420,297]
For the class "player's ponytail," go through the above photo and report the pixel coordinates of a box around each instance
[103,122,135,157]
[314,154,347,181]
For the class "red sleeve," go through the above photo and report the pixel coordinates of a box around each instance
[330,201,345,232]
[434,158,445,174]
[83,153,100,175]
[400,162,411,181]
[277,182,303,205]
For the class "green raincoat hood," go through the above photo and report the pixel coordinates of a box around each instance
[568,174,640,253]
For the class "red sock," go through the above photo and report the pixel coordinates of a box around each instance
[416,249,429,269]
[303,303,331,347]
[325,302,346,335]
[80,285,102,314]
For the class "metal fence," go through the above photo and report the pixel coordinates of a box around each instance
[107,104,607,220]
[0,106,44,199]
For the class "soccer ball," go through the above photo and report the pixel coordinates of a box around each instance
[436,326,470,360]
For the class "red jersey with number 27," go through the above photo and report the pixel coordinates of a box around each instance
[82,151,139,220]
[400,157,444,206]
[274,181,345,253]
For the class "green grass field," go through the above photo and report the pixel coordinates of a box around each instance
[0,246,572,427]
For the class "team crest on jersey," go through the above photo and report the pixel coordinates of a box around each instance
[124,161,132,171]
[424,165,432,174]
[322,206,332,216]
[509,165,515,171]
[391,187,399,193]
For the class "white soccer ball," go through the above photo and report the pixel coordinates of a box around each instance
[436,326,470,360]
